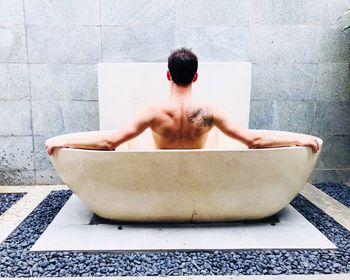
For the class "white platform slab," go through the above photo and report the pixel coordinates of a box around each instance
[98,62,252,149]
[98,62,251,130]
[31,195,336,252]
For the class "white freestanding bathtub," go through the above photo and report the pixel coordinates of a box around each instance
[50,130,322,222]
[48,62,322,222]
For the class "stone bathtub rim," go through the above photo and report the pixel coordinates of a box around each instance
[52,140,323,154]
[47,130,323,154]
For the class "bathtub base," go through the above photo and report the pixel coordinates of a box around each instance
[31,194,336,252]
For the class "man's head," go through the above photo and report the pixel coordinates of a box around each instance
[167,47,198,87]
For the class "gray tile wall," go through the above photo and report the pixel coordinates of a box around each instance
[0,0,349,185]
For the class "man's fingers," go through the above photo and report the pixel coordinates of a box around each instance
[47,146,54,156]
[309,144,314,153]
[307,143,317,153]
[312,138,319,153]
[315,138,320,152]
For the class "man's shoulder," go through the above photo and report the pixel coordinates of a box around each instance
[144,101,167,111]
[142,102,170,118]
[188,101,218,112]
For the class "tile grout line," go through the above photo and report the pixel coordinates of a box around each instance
[99,0,103,62]
[22,0,37,184]
[301,183,350,232]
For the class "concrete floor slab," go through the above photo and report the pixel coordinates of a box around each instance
[301,183,350,232]
[0,185,68,193]
[0,185,68,243]
[31,194,336,252]
[0,189,51,243]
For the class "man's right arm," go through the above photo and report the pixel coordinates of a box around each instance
[212,106,320,153]
[45,106,156,155]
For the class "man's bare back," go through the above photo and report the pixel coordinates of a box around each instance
[45,47,320,155]
[149,99,214,149]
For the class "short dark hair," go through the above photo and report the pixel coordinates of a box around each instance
[168,47,198,87]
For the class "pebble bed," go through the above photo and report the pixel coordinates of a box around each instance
[315,182,350,208]
[0,183,349,277]
[0,193,24,215]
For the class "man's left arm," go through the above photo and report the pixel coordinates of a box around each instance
[45,107,156,155]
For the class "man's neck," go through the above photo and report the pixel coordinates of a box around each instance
[169,83,192,100]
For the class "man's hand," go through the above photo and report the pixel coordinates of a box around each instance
[45,138,66,156]
[295,135,320,153]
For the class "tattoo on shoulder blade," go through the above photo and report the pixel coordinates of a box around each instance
[186,107,214,127]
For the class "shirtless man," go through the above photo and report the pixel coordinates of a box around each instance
[45,48,320,155]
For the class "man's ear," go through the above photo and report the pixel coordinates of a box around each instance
[167,70,172,81]
[192,73,198,83]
